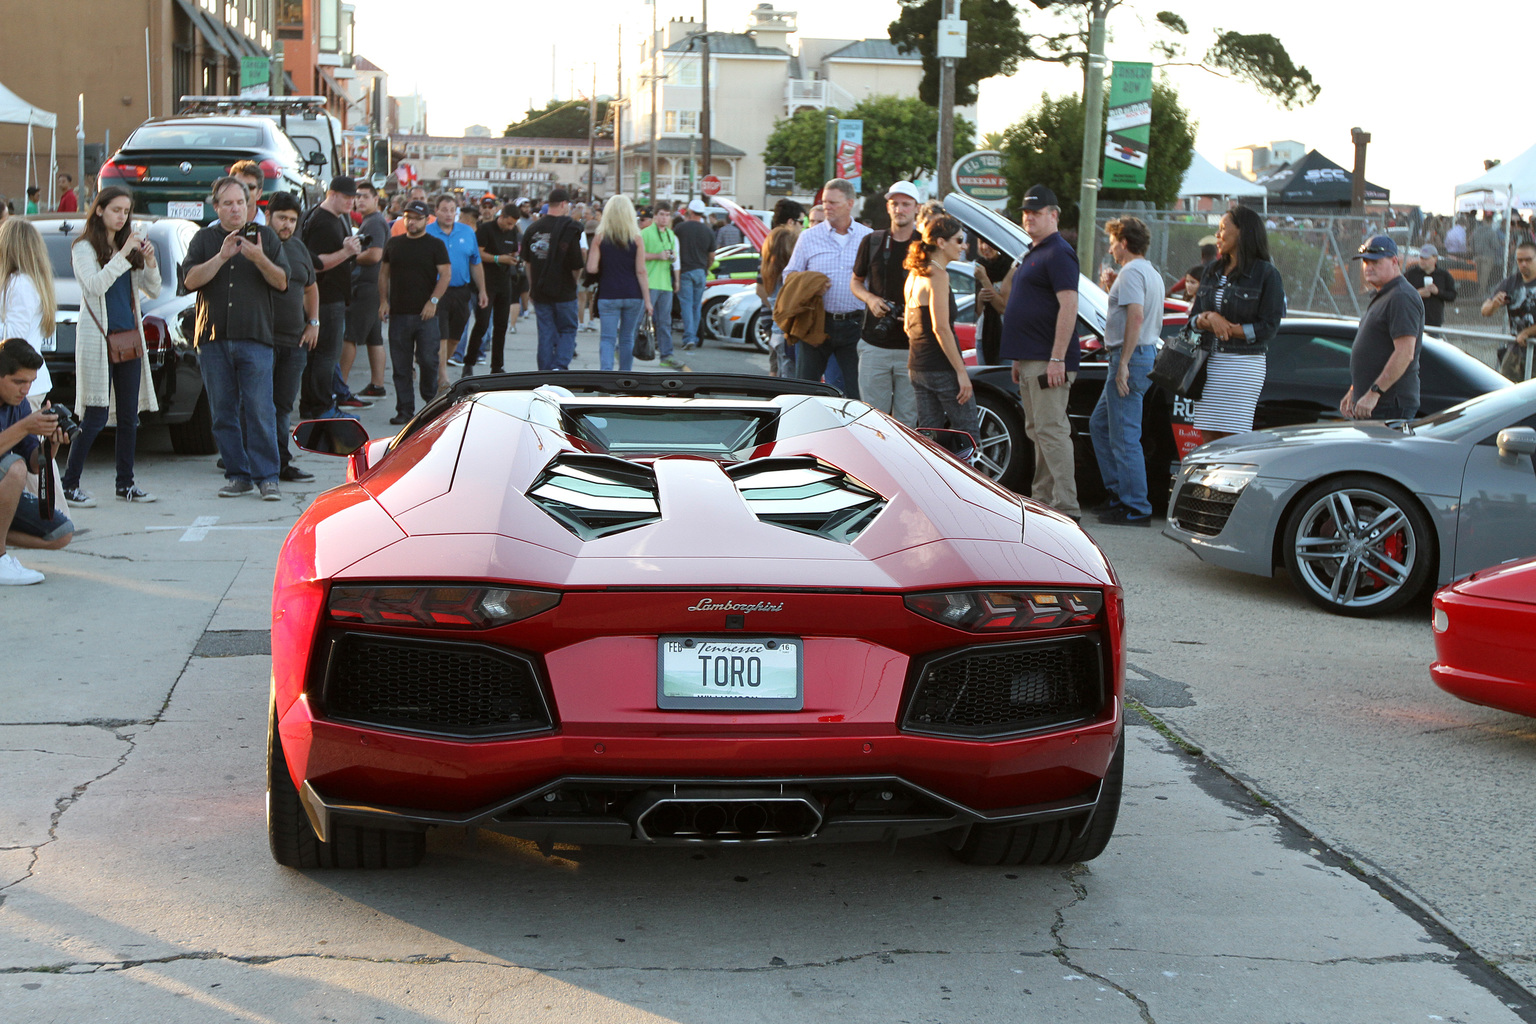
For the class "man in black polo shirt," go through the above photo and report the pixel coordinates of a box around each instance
[299,175,364,419]
[467,203,522,374]
[1342,235,1425,420]
[850,180,921,424]
[379,200,451,424]
[182,175,289,500]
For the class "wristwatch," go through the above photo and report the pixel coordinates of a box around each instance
[306,318,320,326]
[1369,383,1386,396]
[426,297,438,305]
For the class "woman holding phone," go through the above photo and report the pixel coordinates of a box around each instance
[62,185,161,504]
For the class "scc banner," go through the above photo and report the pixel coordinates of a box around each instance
[1103,61,1152,190]
[836,120,864,193]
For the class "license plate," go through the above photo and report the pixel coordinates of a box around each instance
[40,335,56,352]
[167,201,205,219]
[657,636,803,710]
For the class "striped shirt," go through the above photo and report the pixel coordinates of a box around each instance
[784,219,873,314]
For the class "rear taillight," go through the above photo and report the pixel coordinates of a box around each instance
[259,158,282,179]
[905,590,1104,631]
[101,161,148,182]
[327,585,561,629]
[142,315,170,353]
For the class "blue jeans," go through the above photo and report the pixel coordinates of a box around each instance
[794,316,861,399]
[534,300,578,371]
[909,367,978,440]
[63,356,142,492]
[388,314,441,415]
[677,268,706,348]
[650,289,675,357]
[273,344,308,470]
[199,339,279,485]
[1089,344,1155,516]
[599,297,644,371]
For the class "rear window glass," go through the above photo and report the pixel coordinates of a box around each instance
[565,407,774,457]
[128,123,265,149]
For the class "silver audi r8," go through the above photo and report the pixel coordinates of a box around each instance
[1163,380,1536,616]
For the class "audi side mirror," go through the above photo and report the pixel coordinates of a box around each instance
[916,427,977,464]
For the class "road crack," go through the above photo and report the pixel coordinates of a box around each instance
[1051,863,1157,1023]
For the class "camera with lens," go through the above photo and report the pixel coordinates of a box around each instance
[49,404,82,444]
[868,305,905,345]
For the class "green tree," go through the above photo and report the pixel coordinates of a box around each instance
[888,0,1033,106]
[999,80,1195,228]
[763,96,975,195]
[505,99,610,140]
[888,0,1320,110]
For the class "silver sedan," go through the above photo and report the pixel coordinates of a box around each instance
[1162,380,1536,616]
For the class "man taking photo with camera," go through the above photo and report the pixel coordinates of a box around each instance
[0,338,75,585]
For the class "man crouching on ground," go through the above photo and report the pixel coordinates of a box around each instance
[0,338,74,584]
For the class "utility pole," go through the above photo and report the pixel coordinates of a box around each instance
[823,112,836,184]
[1349,127,1370,214]
[649,0,659,205]
[1075,1,1110,267]
[700,0,711,195]
[587,65,597,202]
[616,26,623,194]
[935,0,965,197]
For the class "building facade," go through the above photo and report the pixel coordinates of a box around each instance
[618,5,939,207]
[392,136,616,201]
[0,0,279,203]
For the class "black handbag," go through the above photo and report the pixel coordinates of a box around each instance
[1149,327,1211,398]
[633,316,657,361]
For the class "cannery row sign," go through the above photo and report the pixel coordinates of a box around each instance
[455,169,559,183]
[1103,61,1152,190]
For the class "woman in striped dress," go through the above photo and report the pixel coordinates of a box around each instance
[1188,206,1286,444]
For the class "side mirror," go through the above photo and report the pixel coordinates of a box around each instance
[1496,426,1536,459]
[306,152,327,170]
[916,427,977,464]
[293,418,369,456]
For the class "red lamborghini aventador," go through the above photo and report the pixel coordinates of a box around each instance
[268,373,1126,869]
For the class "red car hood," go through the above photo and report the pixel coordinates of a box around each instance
[334,398,1114,591]
[1450,556,1536,606]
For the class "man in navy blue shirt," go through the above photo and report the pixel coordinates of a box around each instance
[426,194,488,394]
[999,184,1081,519]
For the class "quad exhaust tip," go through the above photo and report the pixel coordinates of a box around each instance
[630,790,823,842]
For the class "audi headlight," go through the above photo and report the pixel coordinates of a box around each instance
[328,585,560,629]
[1185,464,1258,494]
[905,590,1103,631]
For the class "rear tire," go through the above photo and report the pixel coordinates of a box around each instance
[747,310,771,353]
[951,731,1123,866]
[267,703,425,869]
[168,391,217,455]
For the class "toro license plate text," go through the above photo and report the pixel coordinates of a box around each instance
[657,636,803,710]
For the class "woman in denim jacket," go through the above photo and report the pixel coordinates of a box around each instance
[1188,205,1286,444]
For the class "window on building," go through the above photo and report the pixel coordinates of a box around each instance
[503,155,534,170]
[276,0,302,38]
[663,110,699,134]
[319,0,339,51]
[666,56,700,86]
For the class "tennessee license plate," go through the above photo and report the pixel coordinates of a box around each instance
[657,636,803,710]
[167,201,205,219]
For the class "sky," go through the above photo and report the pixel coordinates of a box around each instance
[352,0,1526,211]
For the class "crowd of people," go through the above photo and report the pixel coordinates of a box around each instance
[2,162,1530,584]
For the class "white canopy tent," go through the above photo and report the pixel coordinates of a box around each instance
[1455,142,1536,210]
[1178,151,1268,209]
[0,82,58,211]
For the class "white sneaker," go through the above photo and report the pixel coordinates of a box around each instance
[0,553,45,585]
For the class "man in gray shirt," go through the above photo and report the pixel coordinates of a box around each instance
[342,182,389,398]
[1090,216,1163,526]
[674,199,716,350]
[1342,235,1424,421]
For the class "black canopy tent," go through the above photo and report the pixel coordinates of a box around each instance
[1255,149,1389,207]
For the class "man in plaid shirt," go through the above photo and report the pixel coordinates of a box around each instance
[783,179,870,397]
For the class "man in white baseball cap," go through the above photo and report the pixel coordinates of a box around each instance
[848,180,923,423]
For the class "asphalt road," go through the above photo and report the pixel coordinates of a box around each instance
[1,321,1531,1022]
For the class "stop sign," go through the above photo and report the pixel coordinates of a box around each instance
[701,175,722,197]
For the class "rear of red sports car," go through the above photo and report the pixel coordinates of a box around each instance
[268,375,1125,869]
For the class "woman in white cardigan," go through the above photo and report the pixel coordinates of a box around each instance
[62,186,161,504]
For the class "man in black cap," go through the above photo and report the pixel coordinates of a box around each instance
[378,200,451,425]
[1341,235,1424,420]
[999,184,1081,519]
[299,175,364,418]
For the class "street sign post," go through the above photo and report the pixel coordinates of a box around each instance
[951,150,1009,211]
[765,165,796,196]
[701,174,722,197]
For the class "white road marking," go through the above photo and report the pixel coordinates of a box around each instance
[144,516,287,542]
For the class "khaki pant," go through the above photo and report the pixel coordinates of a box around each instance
[1016,359,1079,516]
